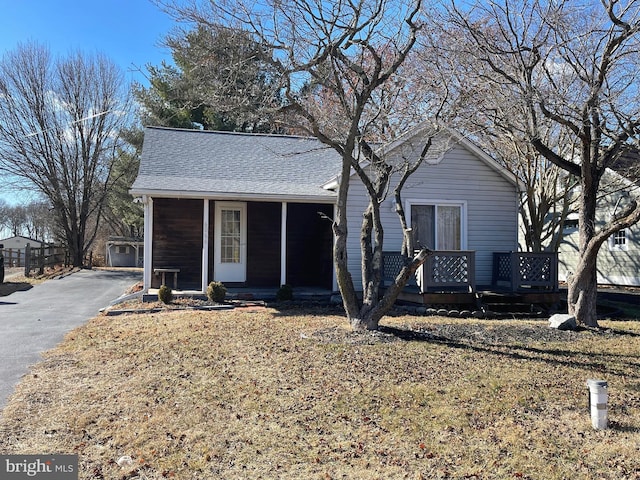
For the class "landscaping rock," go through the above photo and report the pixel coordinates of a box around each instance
[117,456,134,468]
[549,313,577,331]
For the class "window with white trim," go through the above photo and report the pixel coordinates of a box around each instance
[409,202,464,250]
[609,229,628,251]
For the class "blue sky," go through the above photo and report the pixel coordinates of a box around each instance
[0,0,177,86]
[0,0,179,206]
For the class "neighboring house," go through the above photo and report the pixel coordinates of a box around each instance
[558,151,640,286]
[0,235,44,250]
[130,125,524,294]
[106,236,144,267]
[0,236,47,267]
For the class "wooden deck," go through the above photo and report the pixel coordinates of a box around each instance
[384,251,561,313]
[394,288,562,312]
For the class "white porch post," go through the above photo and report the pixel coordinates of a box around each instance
[281,202,287,287]
[332,202,338,292]
[143,196,153,291]
[202,199,210,292]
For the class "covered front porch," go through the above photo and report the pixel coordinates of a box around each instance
[142,197,335,293]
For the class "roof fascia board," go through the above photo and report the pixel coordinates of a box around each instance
[129,189,337,204]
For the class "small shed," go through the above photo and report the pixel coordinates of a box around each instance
[106,236,144,267]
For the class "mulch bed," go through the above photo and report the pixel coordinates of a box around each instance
[310,320,619,346]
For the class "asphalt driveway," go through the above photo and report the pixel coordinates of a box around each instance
[0,268,141,409]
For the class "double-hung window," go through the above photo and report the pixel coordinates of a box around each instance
[609,229,628,252]
[409,201,465,250]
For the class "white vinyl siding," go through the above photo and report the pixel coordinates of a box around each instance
[560,225,640,285]
[345,133,518,290]
[559,175,640,285]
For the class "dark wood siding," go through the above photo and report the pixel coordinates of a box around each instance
[286,203,333,288]
[152,198,203,289]
[246,202,281,286]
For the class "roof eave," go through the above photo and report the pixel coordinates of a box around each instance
[129,188,337,204]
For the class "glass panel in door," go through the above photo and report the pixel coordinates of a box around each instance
[214,202,246,282]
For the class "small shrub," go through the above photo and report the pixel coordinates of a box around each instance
[207,281,227,303]
[276,284,293,301]
[158,285,172,304]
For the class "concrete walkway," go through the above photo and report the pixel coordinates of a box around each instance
[0,268,141,409]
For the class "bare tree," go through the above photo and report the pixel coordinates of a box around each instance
[0,199,8,237]
[3,204,27,237]
[0,43,132,266]
[22,200,56,242]
[157,0,449,330]
[444,0,640,327]
[469,106,579,253]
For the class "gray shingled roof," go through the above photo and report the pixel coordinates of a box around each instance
[131,127,342,199]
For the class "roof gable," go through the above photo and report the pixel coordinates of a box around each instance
[322,123,521,189]
[382,124,521,186]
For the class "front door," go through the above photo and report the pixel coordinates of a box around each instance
[214,202,247,282]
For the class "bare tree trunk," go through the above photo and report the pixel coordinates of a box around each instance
[333,154,361,323]
[350,199,390,331]
[568,172,600,327]
[567,258,598,327]
[567,173,640,327]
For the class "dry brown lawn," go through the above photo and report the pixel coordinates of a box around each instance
[1,306,639,479]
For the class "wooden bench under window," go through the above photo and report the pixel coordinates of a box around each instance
[154,268,180,290]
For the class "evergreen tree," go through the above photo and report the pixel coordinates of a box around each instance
[134,25,282,132]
